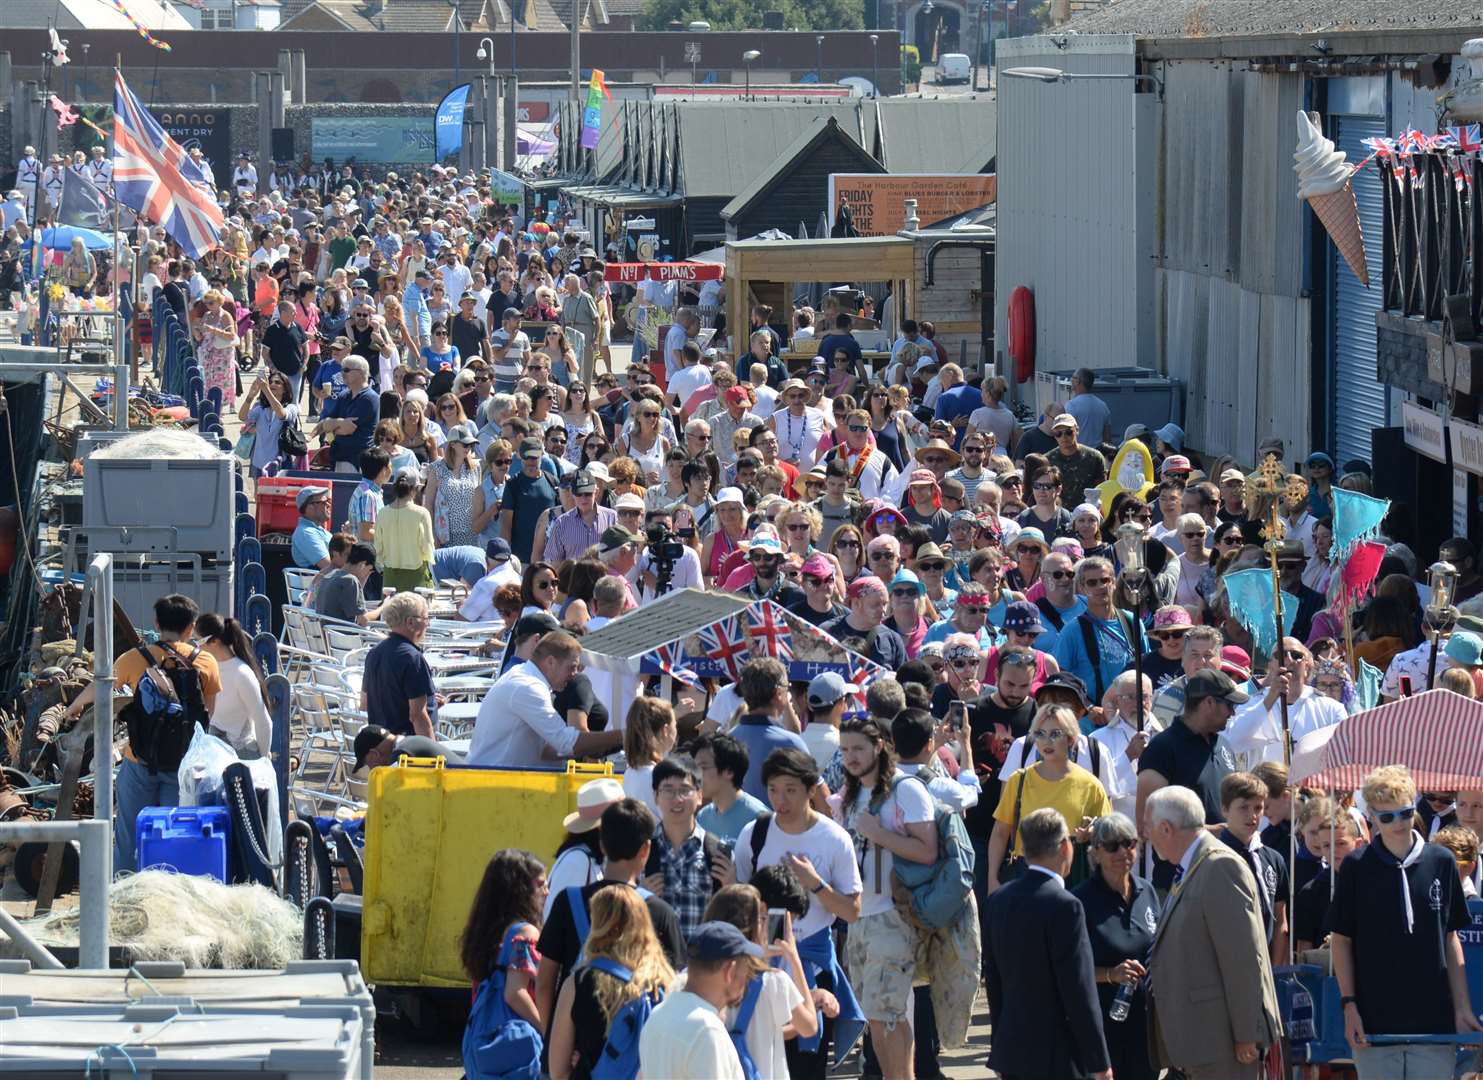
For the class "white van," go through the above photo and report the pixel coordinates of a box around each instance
[938,53,971,84]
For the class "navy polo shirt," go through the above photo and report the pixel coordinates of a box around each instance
[1328,839,1471,1035]
[363,631,436,736]
[1139,718,1236,888]
[325,385,379,466]
[1073,871,1159,1018]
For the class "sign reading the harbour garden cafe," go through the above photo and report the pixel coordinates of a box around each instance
[1402,400,1447,464]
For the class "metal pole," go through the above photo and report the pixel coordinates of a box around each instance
[112,177,129,431]
[0,820,111,967]
[570,0,581,104]
[88,553,115,881]
[0,905,65,968]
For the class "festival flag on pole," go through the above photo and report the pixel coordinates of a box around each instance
[57,166,108,230]
[112,70,222,257]
[1329,487,1389,564]
[579,69,607,150]
[1222,568,1299,662]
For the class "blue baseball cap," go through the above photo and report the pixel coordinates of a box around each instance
[484,537,512,563]
[688,921,765,963]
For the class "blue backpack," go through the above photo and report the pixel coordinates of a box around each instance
[888,774,976,930]
[462,924,543,1080]
[566,884,653,958]
[727,975,764,1080]
[586,957,664,1080]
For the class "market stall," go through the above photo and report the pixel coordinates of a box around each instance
[724,235,915,376]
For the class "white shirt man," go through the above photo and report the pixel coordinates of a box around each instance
[668,351,713,415]
[662,320,690,379]
[825,416,895,501]
[87,153,113,187]
[41,159,66,209]
[468,658,581,767]
[232,159,258,198]
[439,257,473,302]
[1224,685,1345,768]
[16,149,41,209]
[1088,674,1162,820]
[458,557,522,621]
[189,150,216,190]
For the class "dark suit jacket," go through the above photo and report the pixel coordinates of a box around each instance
[985,868,1111,1079]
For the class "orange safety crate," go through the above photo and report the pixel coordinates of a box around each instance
[256,475,332,537]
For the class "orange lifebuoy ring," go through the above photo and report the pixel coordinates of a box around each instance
[1008,285,1035,384]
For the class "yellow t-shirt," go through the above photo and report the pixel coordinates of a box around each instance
[992,762,1112,856]
[374,502,435,571]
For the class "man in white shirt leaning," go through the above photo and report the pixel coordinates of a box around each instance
[467,632,621,767]
[1089,670,1161,821]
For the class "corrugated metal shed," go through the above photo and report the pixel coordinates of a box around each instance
[993,35,1153,377]
[1156,61,1310,462]
[677,101,865,199]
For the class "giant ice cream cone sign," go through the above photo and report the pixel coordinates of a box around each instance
[1295,110,1369,286]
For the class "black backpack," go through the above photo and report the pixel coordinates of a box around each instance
[121,644,209,774]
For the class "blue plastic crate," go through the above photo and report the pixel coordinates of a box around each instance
[135,805,230,882]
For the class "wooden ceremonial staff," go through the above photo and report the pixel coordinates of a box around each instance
[1243,453,1308,968]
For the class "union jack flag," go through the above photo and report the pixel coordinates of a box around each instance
[744,603,793,660]
[696,615,749,681]
[1449,123,1483,154]
[647,640,698,685]
[112,71,222,258]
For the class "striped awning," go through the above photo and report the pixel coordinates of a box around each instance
[1291,689,1483,791]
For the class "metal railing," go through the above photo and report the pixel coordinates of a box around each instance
[0,552,115,969]
[1381,153,1478,328]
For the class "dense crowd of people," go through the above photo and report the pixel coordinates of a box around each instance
[37,156,1483,1079]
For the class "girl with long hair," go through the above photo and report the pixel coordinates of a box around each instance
[547,885,676,1080]
[460,848,548,1037]
[520,561,560,616]
[194,612,272,758]
[621,697,677,816]
[560,382,598,465]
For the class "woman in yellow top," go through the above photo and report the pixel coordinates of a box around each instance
[374,468,435,593]
[987,703,1111,892]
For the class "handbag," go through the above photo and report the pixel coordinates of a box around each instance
[278,419,308,458]
[233,431,256,461]
[999,768,1028,884]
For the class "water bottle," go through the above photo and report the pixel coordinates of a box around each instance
[1108,979,1137,1023]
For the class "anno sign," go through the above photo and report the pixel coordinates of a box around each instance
[1402,400,1447,464]
[1450,416,1483,478]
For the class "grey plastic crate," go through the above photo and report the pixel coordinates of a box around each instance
[113,559,235,627]
[0,959,373,1079]
[82,447,235,560]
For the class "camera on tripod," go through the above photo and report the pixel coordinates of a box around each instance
[645,522,686,595]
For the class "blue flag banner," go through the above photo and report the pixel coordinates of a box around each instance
[435,84,472,161]
[1329,487,1390,564]
[1223,568,1299,663]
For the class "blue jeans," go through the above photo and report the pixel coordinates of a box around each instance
[115,756,180,873]
[1352,1042,1459,1080]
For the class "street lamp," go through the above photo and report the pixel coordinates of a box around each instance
[80,42,91,103]
[816,34,825,83]
[1424,560,1460,688]
[1001,65,1165,97]
[1114,521,1149,731]
[869,34,879,97]
[743,49,761,100]
[977,0,991,90]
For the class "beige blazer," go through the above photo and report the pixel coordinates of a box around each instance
[1147,837,1283,1073]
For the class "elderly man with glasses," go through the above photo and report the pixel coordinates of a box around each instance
[315,353,379,474]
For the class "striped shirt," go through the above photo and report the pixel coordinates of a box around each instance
[544,505,617,564]
[347,479,384,537]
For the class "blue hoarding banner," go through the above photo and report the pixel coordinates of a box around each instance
[435,84,472,161]
[310,117,435,165]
